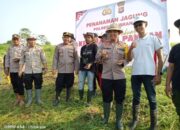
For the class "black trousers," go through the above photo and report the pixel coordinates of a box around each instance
[23,73,43,90]
[10,73,24,95]
[102,79,126,104]
[56,73,74,92]
[131,75,157,110]
[172,88,180,116]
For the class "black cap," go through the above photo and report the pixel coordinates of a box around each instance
[174,19,180,28]
[83,32,95,38]
[63,32,73,38]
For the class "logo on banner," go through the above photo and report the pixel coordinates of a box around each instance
[117,0,126,13]
[76,11,86,21]
[102,7,112,16]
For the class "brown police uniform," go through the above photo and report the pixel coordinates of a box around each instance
[5,35,24,96]
[20,45,47,90]
[52,32,79,105]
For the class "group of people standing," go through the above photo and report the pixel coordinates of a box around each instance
[3,16,180,130]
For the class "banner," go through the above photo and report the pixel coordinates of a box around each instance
[75,0,169,55]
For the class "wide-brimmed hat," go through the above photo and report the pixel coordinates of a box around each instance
[106,23,123,33]
[12,34,20,39]
[133,16,147,25]
[83,32,95,38]
[63,32,73,38]
[174,19,180,28]
[27,35,37,40]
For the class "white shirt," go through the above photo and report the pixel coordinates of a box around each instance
[132,34,163,76]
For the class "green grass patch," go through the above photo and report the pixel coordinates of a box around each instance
[0,44,179,130]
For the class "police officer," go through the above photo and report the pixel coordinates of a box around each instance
[166,19,180,122]
[5,34,25,106]
[96,23,128,130]
[127,16,163,130]
[19,35,48,107]
[52,32,79,106]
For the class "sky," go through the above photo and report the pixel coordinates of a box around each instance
[0,0,179,44]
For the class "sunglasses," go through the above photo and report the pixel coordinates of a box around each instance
[134,23,143,28]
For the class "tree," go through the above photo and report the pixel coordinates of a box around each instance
[19,28,31,45]
[37,35,48,45]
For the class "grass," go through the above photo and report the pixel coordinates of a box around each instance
[0,44,179,130]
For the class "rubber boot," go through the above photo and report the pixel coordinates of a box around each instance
[53,90,60,106]
[79,90,84,100]
[102,102,111,124]
[129,105,140,130]
[149,109,158,130]
[66,88,71,102]
[87,90,93,106]
[25,89,32,107]
[116,104,124,130]
[35,89,43,105]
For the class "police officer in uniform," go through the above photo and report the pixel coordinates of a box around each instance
[19,35,48,107]
[5,34,25,106]
[52,32,79,106]
[96,23,128,130]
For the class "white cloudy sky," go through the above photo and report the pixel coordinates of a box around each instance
[0,0,179,44]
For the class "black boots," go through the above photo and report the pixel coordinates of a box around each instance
[116,104,124,130]
[79,90,93,106]
[149,110,158,130]
[129,105,140,130]
[79,90,84,100]
[53,91,60,106]
[87,90,93,106]
[102,103,124,130]
[102,102,111,124]
[129,106,157,130]
[53,88,71,106]
[66,88,71,102]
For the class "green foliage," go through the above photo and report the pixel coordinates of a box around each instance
[0,44,179,130]
[0,44,9,57]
